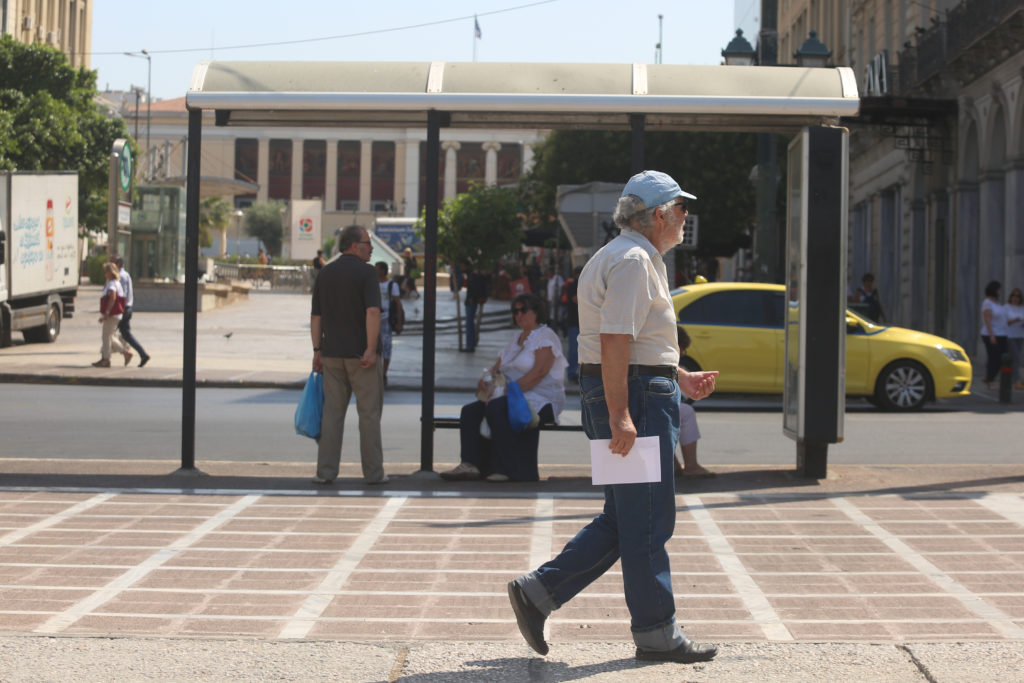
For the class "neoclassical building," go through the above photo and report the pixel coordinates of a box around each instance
[123,96,546,242]
[776,0,1022,355]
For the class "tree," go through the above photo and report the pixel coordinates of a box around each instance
[432,183,524,273]
[198,196,232,250]
[243,201,285,256]
[524,130,774,259]
[0,36,131,231]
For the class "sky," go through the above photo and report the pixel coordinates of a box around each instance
[89,0,757,102]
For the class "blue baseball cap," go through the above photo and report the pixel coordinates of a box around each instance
[621,170,696,209]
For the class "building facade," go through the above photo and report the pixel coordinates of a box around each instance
[1,0,91,68]
[116,96,546,264]
[777,0,1023,356]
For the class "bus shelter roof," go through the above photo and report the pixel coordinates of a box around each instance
[186,61,859,132]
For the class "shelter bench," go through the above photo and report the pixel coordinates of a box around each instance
[430,416,584,432]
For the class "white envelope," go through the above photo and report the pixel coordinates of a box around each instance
[590,436,661,485]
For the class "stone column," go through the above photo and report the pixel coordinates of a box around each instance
[954,181,980,352]
[978,169,1006,286]
[290,139,303,200]
[442,141,460,199]
[325,140,338,212]
[404,140,420,216]
[521,143,535,173]
[393,141,407,215]
[1004,159,1024,289]
[359,140,373,213]
[483,141,501,186]
[257,138,269,203]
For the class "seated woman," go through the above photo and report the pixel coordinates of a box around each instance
[442,293,567,482]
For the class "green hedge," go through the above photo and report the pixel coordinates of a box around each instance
[86,254,108,285]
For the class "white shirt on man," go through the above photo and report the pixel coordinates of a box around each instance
[118,267,133,308]
[577,228,678,367]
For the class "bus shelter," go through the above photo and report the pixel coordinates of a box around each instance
[182,60,860,477]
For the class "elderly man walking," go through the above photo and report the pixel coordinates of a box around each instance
[310,225,388,485]
[507,171,720,664]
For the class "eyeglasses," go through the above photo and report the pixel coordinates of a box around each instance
[669,199,688,212]
[357,240,372,246]
[512,307,528,314]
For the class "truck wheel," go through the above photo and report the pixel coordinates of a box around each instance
[23,303,61,344]
[873,360,930,411]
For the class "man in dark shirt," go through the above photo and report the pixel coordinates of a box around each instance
[310,225,387,485]
[463,264,491,352]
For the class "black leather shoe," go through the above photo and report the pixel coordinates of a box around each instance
[635,638,718,663]
[507,580,548,655]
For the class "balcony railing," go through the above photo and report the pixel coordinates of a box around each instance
[897,0,1022,94]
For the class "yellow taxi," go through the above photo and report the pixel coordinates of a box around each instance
[673,282,972,411]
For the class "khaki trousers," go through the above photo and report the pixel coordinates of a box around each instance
[317,356,385,482]
[100,316,126,360]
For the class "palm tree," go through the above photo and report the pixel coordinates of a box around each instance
[199,196,232,254]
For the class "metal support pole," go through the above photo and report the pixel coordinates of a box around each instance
[107,151,119,254]
[144,50,151,173]
[179,109,203,474]
[419,110,442,473]
[630,114,645,174]
[755,0,780,283]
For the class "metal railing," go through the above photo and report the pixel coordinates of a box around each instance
[212,263,313,291]
[897,0,1021,94]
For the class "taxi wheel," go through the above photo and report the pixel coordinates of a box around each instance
[874,361,931,411]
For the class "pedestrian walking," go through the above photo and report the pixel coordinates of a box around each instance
[980,280,1009,391]
[544,268,564,332]
[114,257,150,367]
[1006,287,1024,390]
[564,265,582,380]
[507,170,720,663]
[310,225,388,486]
[463,264,490,352]
[375,260,402,387]
[92,262,130,368]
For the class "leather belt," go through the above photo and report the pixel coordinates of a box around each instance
[578,363,677,380]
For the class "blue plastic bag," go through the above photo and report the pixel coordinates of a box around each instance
[294,371,324,439]
[506,381,538,433]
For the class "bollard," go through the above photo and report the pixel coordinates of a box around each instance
[999,352,1013,404]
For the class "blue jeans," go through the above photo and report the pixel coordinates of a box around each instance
[117,307,148,358]
[518,372,683,651]
[459,398,555,481]
[465,300,479,350]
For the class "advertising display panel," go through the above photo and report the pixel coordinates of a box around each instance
[289,199,323,260]
[7,173,79,297]
[782,127,848,478]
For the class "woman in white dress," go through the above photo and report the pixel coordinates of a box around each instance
[443,293,567,482]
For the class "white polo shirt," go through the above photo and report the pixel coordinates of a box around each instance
[577,228,678,367]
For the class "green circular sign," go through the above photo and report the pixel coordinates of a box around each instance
[119,142,133,192]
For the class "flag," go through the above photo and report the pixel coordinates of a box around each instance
[474,16,482,39]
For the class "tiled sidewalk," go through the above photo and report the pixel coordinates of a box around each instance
[2,487,1023,643]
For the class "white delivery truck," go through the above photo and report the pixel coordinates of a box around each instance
[0,172,80,347]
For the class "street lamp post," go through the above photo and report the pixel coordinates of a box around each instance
[721,29,756,66]
[795,31,832,68]
[234,209,244,263]
[124,50,151,178]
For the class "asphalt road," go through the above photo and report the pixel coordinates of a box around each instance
[3,385,1022,468]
